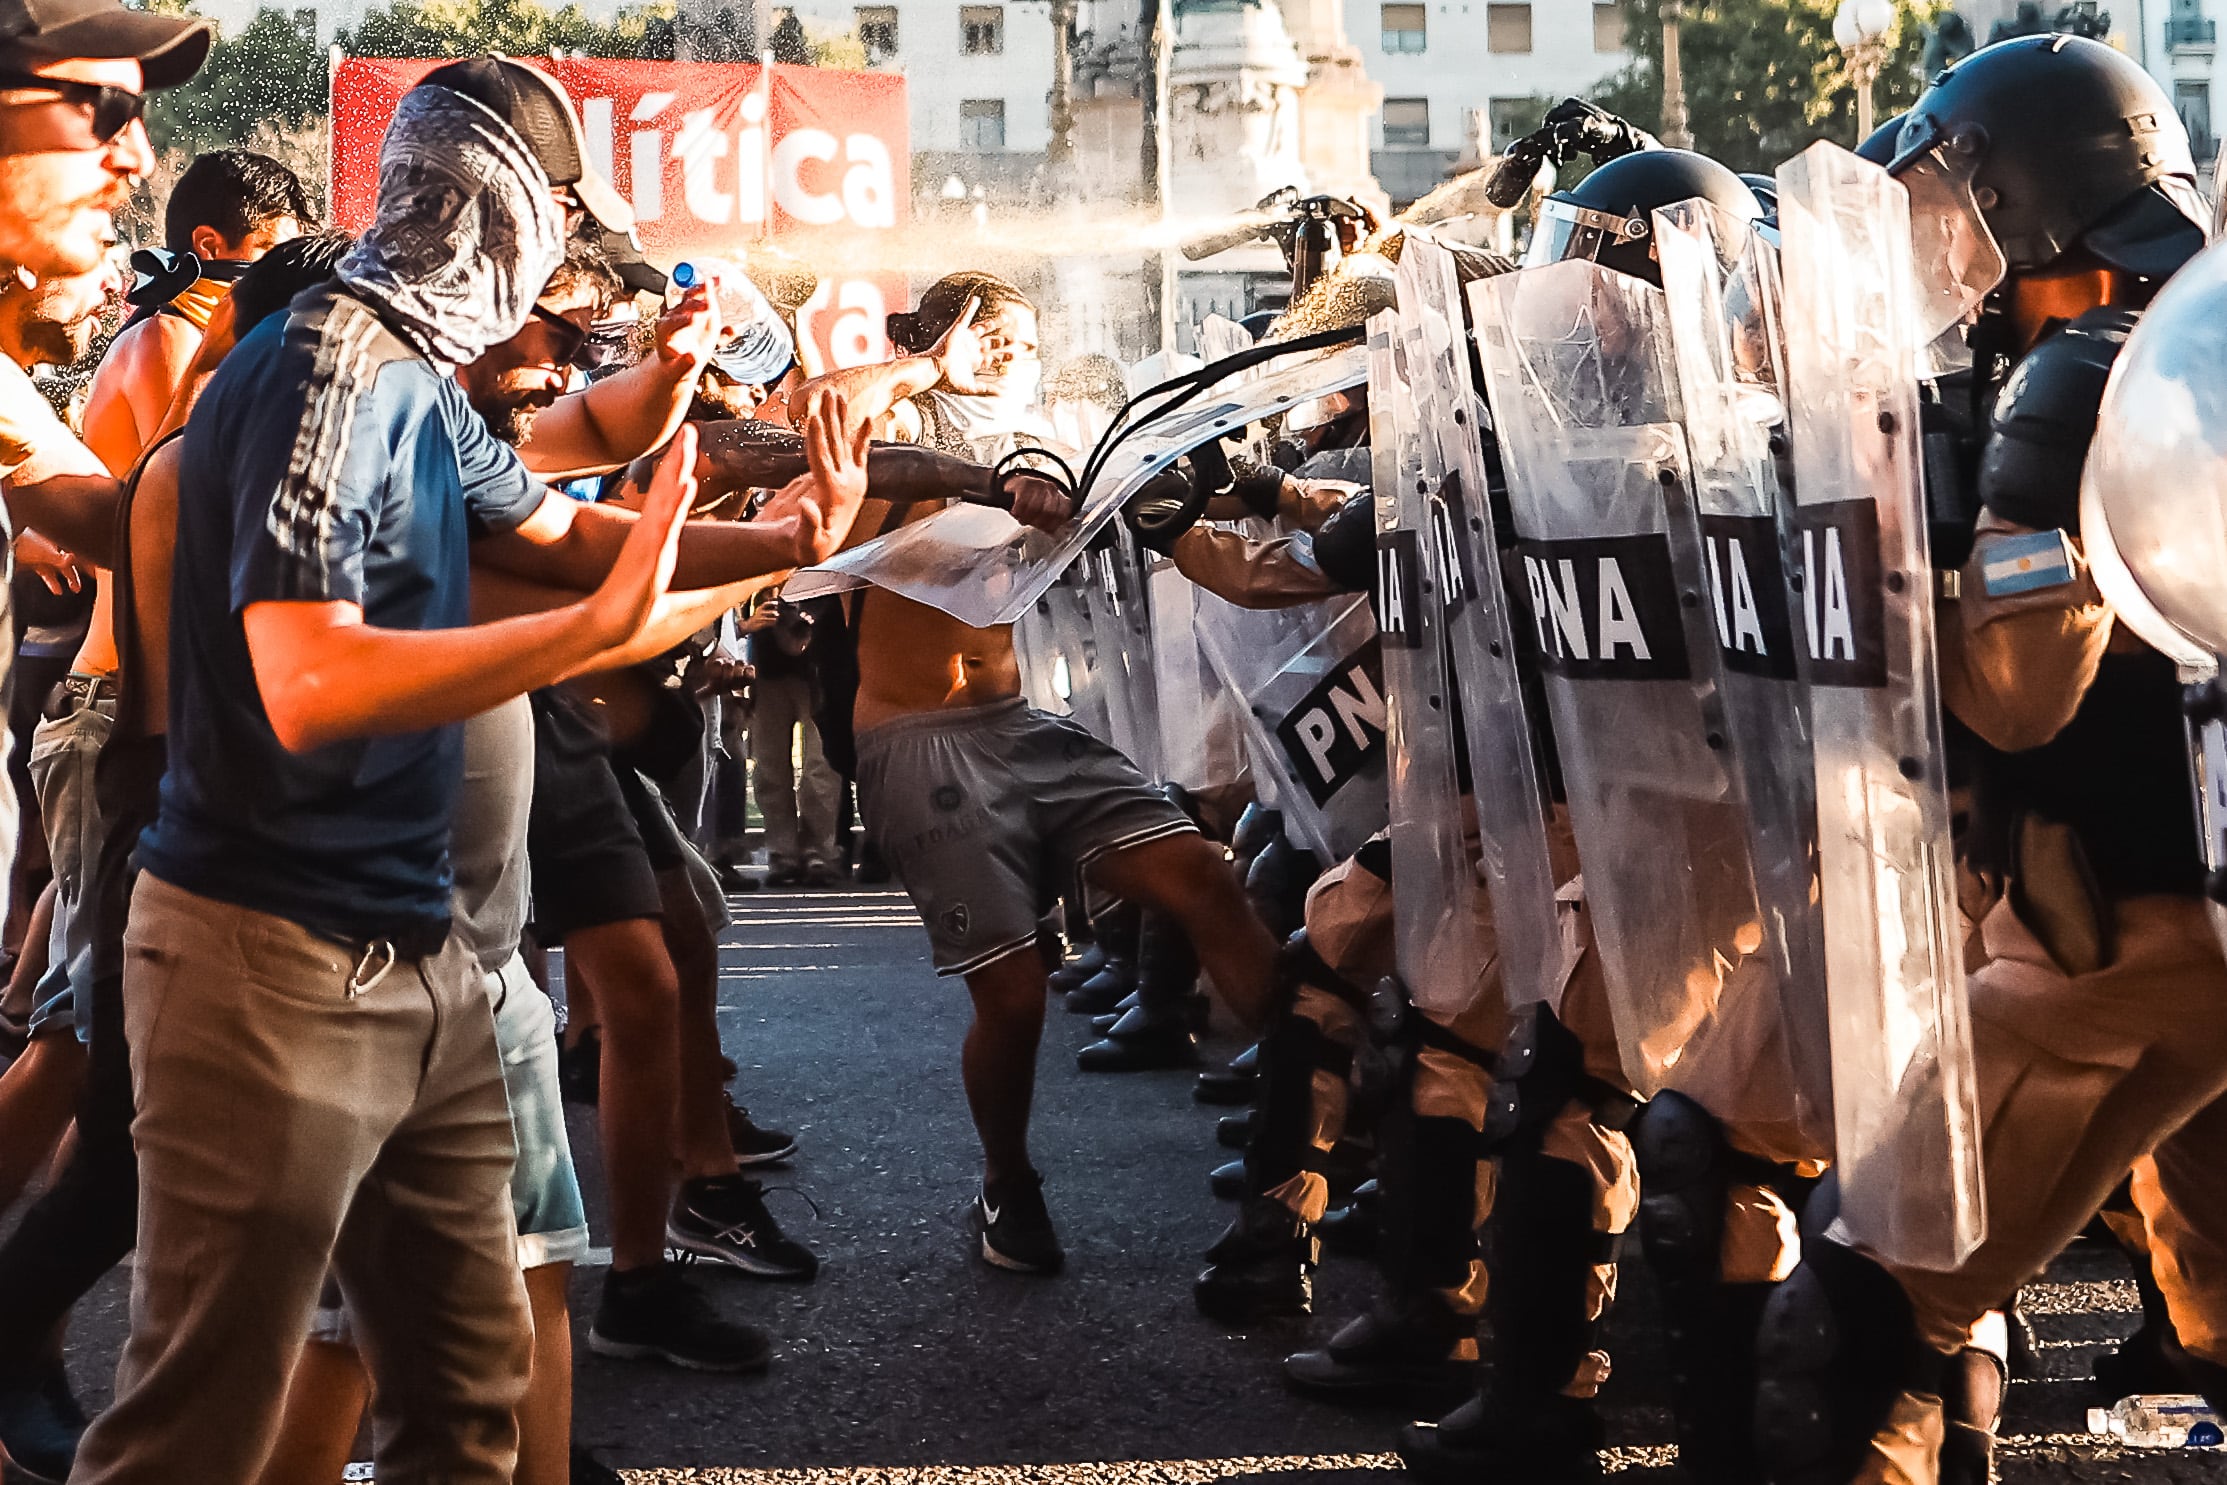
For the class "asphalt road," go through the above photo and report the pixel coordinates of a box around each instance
[52,886,2227,1481]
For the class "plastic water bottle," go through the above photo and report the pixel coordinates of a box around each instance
[668,257,763,330]
[2087,1394,2227,1448]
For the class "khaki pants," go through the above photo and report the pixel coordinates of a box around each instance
[74,875,530,1485]
[1852,893,2227,1485]
[749,672,839,869]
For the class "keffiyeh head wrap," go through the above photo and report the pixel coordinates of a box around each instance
[336,82,565,371]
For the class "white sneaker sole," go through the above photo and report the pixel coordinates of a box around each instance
[665,1226,817,1281]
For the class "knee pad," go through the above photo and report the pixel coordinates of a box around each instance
[1632,1091,1730,1279]
[1231,803,1285,867]
[1755,1183,1943,1485]
[1484,1004,1587,1149]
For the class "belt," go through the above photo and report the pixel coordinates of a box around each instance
[44,672,117,721]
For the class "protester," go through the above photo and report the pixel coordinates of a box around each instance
[67,56,858,1484]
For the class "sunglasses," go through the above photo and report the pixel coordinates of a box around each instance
[0,70,145,145]
[528,302,592,368]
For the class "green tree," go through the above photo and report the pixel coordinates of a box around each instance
[145,6,328,156]
[339,0,676,59]
[1588,0,1939,172]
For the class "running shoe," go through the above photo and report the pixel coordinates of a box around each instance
[669,1174,819,1280]
[724,1096,799,1166]
[972,1170,1064,1275]
[588,1264,772,1371]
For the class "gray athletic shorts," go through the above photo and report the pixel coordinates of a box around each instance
[855,699,1196,977]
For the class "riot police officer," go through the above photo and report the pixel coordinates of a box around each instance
[1754,35,2227,1485]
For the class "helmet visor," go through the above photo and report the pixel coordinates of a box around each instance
[1524,196,1652,271]
[1888,120,2008,342]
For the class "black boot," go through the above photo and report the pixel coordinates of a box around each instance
[1284,1295,1478,1399]
[1195,1196,1318,1323]
[1078,910,1202,1069]
[1046,939,1105,997]
[1217,1110,1254,1149]
[1195,1042,1260,1105]
[1064,904,1139,1014]
[1318,1177,1380,1256]
[1400,1391,1605,1485]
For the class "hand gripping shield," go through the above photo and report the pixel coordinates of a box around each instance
[1774,140,1985,1269]
[1192,588,1390,865]
[2081,236,2227,960]
[786,345,1370,626]
[1468,257,1814,1153]
[1365,308,1488,1016]
[1391,237,1568,1013]
[1652,197,1836,1143]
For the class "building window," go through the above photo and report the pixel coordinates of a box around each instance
[961,98,1007,149]
[961,6,1004,54]
[1487,97,1540,152]
[1592,2,1623,50]
[1487,2,1533,51]
[1383,97,1431,147]
[857,5,898,62]
[2178,80,2214,160]
[1381,3,1428,52]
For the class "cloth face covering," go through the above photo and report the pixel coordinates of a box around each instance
[337,82,565,372]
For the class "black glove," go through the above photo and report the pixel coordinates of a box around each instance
[1975,307,2137,537]
[1124,465,1209,555]
[1229,455,1290,520]
[1309,489,1379,593]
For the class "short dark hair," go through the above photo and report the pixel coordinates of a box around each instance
[228,231,353,336]
[543,238,624,319]
[164,150,315,255]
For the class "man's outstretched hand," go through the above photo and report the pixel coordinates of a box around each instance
[759,389,874,565]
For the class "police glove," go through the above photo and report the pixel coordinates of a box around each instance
[1124,465,1209,554]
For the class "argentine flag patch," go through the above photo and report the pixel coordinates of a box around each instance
[1980,529,2077,598]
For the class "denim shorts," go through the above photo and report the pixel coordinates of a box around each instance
[310,952,588,1342]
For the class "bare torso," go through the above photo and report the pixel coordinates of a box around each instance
[846,498,1020,734]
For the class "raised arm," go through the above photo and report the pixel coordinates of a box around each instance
[517,285,719,479]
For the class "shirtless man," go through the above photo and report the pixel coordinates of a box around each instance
[786,272,1280,1274]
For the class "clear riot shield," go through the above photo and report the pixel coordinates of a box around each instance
[1014,560,1119,743]
[1395,236,1567,1012]
[1468,257,1813,1154]
[1366,310,1486,1014]
[1775,140,1985,1270]
[1193,591,1390,864]
[1080,535,1163,779]
[1145,557,1220,793]
[1653,198,1836,1143]
[786,345,1371,628]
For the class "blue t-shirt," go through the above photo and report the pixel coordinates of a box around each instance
[137,285,544,947]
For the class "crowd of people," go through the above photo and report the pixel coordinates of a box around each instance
[0,5,2211,1485]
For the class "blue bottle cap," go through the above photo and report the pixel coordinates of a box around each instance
[2189,1420,2224,1448]
[671,261,699,288]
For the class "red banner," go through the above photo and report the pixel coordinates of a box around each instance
[330,56,908,370]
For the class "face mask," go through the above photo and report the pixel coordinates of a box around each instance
[923,355,1048,443]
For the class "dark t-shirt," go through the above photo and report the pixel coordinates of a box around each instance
[137,286,543,947]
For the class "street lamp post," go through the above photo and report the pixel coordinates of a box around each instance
[1660,0,1692,149]
[1834,0,1897,142]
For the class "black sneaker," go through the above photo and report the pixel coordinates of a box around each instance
[571,1444,625,1485]
[972,1171,1064,1275]
[588,1264,772,1371]
[0,1372,81,1485]
[557,1025,601,1107]
[669,1175,819,1280]
[724,1096,799,1166]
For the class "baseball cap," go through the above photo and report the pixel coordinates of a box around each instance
[0,0,212,90]
[419,55,633,235]
[598,225,667,297]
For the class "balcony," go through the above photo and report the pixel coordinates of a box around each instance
[2168,14,2217,49]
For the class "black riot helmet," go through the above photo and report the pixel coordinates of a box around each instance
[1525,148,1762,287]
[1738,172,1779,221]
[1856,110,1906,166]
[1891,35,2203,280]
